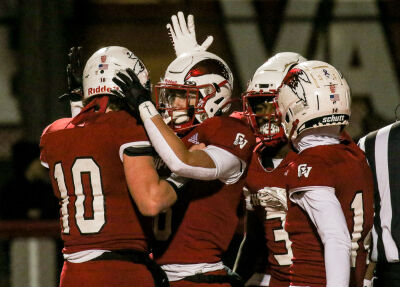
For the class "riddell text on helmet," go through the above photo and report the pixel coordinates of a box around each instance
[88,86,120,96]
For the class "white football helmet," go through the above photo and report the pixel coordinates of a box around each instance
[155,50,233,133]
[82,46,149,100]
[276,60,351,141]
[243,52,306,146]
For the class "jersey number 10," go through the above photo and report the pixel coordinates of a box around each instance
[53,158,106,234]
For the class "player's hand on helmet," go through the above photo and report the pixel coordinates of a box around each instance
[167,11,213,57]
[112,68,152,111]
[59,46,83,102]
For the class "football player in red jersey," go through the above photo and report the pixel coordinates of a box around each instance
[112,12,256,287]
[275,61,374,287]
[40,46,182,287]
[234,52,306,287]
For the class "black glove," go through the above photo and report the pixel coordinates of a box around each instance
[112,68,152,111]
[59,46,83,102]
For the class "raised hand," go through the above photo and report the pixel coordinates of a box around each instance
[166,11,213,57]
[59,46,83,102]
[112,68,152,111]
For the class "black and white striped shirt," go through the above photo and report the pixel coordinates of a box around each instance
[358,122,400,263]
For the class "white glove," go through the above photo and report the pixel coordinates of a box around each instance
[363,277,376,287]
[257,187,288,212]
[243,186,255,211]
[166,11,213,57]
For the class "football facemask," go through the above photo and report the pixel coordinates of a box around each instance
[156,51,234,133]
[156,82,220,133]
[242,91,286,147]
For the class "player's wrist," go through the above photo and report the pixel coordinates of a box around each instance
[138,101,159,121]
[165,173,189,200]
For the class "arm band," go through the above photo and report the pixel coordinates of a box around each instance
[123,146,155,157]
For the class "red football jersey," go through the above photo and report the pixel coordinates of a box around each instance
[40,111,153,254]
[284,140,374,287]
[244,149,296,287]
[153,116,256,264]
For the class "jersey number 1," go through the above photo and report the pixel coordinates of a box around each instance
[350,191,365,268]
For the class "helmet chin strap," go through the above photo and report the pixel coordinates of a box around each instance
[288,119,299,142]
[215,97,239,117]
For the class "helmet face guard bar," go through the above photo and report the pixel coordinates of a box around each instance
[243,91,286,145]
[155,82,218,132]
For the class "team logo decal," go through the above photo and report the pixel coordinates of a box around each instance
[284,68,311,104]
[298,163,312,178]
[126,51,146,76]
[233,133,248,149]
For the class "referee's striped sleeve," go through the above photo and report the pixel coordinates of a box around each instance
[359,123,400,263]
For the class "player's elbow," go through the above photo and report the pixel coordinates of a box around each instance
[168,162,187,177]
[136,185,173,216]
[137,199,166,217]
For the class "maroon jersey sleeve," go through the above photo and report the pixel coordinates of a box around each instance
[183,116,256,163]
[286,151,335,193]
[40,118,73,166]
[111,112,152,160]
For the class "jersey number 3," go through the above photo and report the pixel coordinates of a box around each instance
[53,158,106,234]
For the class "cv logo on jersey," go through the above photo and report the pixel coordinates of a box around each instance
[233,133,248,149]
[298,164,312,178]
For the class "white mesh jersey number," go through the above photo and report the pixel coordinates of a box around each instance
[54,162,70,234]
[53,158,106,234]
[350,192,364,267]
[266,211,293,266]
